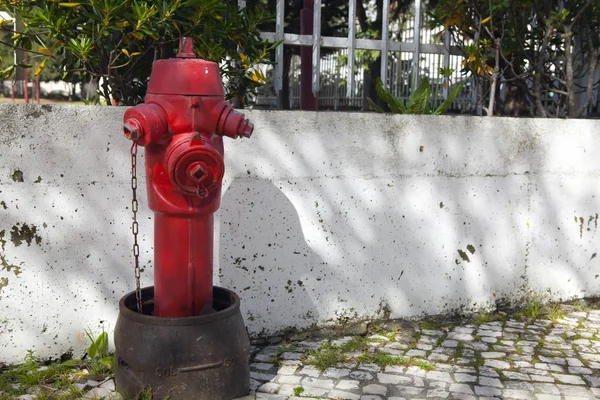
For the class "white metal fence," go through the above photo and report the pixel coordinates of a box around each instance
[247,0,473,111]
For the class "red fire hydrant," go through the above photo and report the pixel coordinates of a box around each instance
[123,37,253,318]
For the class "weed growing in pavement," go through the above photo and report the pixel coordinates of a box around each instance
[358,352,406,367]
[573,299,591,313]
[85,328,113,375]
[523,292,545,320]
[412,359,435,371]
[0,350,85,399]
[546,304,566,323]
[472,313,493,326]
[293,386,305,396]
[303,335,434,372]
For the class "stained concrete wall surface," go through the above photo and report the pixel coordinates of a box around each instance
[0,104,599,363]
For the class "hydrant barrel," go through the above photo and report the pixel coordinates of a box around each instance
[154,214,214,317]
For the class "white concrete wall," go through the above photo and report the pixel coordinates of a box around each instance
[1,104,599,363]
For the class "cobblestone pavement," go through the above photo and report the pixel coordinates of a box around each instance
[236,307,600,400]
[7,305,600,399]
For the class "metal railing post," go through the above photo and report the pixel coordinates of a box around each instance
[412,0,422,90]
[347,0,357,98]
[274,0,284,96]
[311,0,322,100]
[380,0,390,88]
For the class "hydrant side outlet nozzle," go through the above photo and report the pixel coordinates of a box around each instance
[123,36,253,318]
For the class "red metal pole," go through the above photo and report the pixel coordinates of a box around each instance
[23,50,29,104]
[35,75,40,104]
[300,0,317,110]
[154,214,214,317]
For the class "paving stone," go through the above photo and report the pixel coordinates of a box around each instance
[377,373,412,384]
[474,385,503,397]
[503,371,530,381]
[505,381,533,391]
[328,389,360,400]
[533,394,561,400]
[425,371,453,383]
[534,363,564,372]
[551,373,586,385]
[417,343,434,350]
[454,366,477,373]
[481,351,505,359]
[451,394,476,400]
[478,330,503,337]
[358,363,381,372]
[360,396,382,400]
[362,384,387,396]
[428,353,450,362]
[277,365,298,375]
[529,375,555,383]
[336,380,360,390]
[479,376,503,388]
[406,349,427,357]
[422,329,445,336]
[256,393,288,400]
[379,347,404,356]
[463,341,488,350]
[484,359,511,369]
[280,384,327,397]
[82,387,120,399]
[521,368,549,376]
[250,378,262,391]
[461,349,475,357]
[565,357,584,367]
[278,375,302,384]
[252,362,276,371]
[556,384,594,396]
[447,332,474,341]
[405,366,427,377]
[413,377,425,386]
[257,382,280,394]
[449,383,474,395]
[441,340,458,348]
[299,365,321,377]
[396,385,424,395]
[433,347,455,355]
[454,373,477,383]
[384,365,405,374]
[538,356,566,365]
[324,367,350,378]
[301,377,335,389]
[531,383,560,395]
[349,371,373,381]
[567,366,592,374]
[480,336,498,343]
[503,389,534,399]
[583,375,600,387]
[425,389,449,398]
[251,371,278,381]
[255,353,277,362]
[478,367,500,377]
[281,352,303,360]
[514,361,533,368]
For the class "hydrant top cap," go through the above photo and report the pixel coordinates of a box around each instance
[146,58,225,96]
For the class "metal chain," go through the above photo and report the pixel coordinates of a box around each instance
[130,141,142,314]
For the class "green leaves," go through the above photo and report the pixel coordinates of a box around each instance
[1,0,279,105]
[369,76,464,115]
[85,328,108,360]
